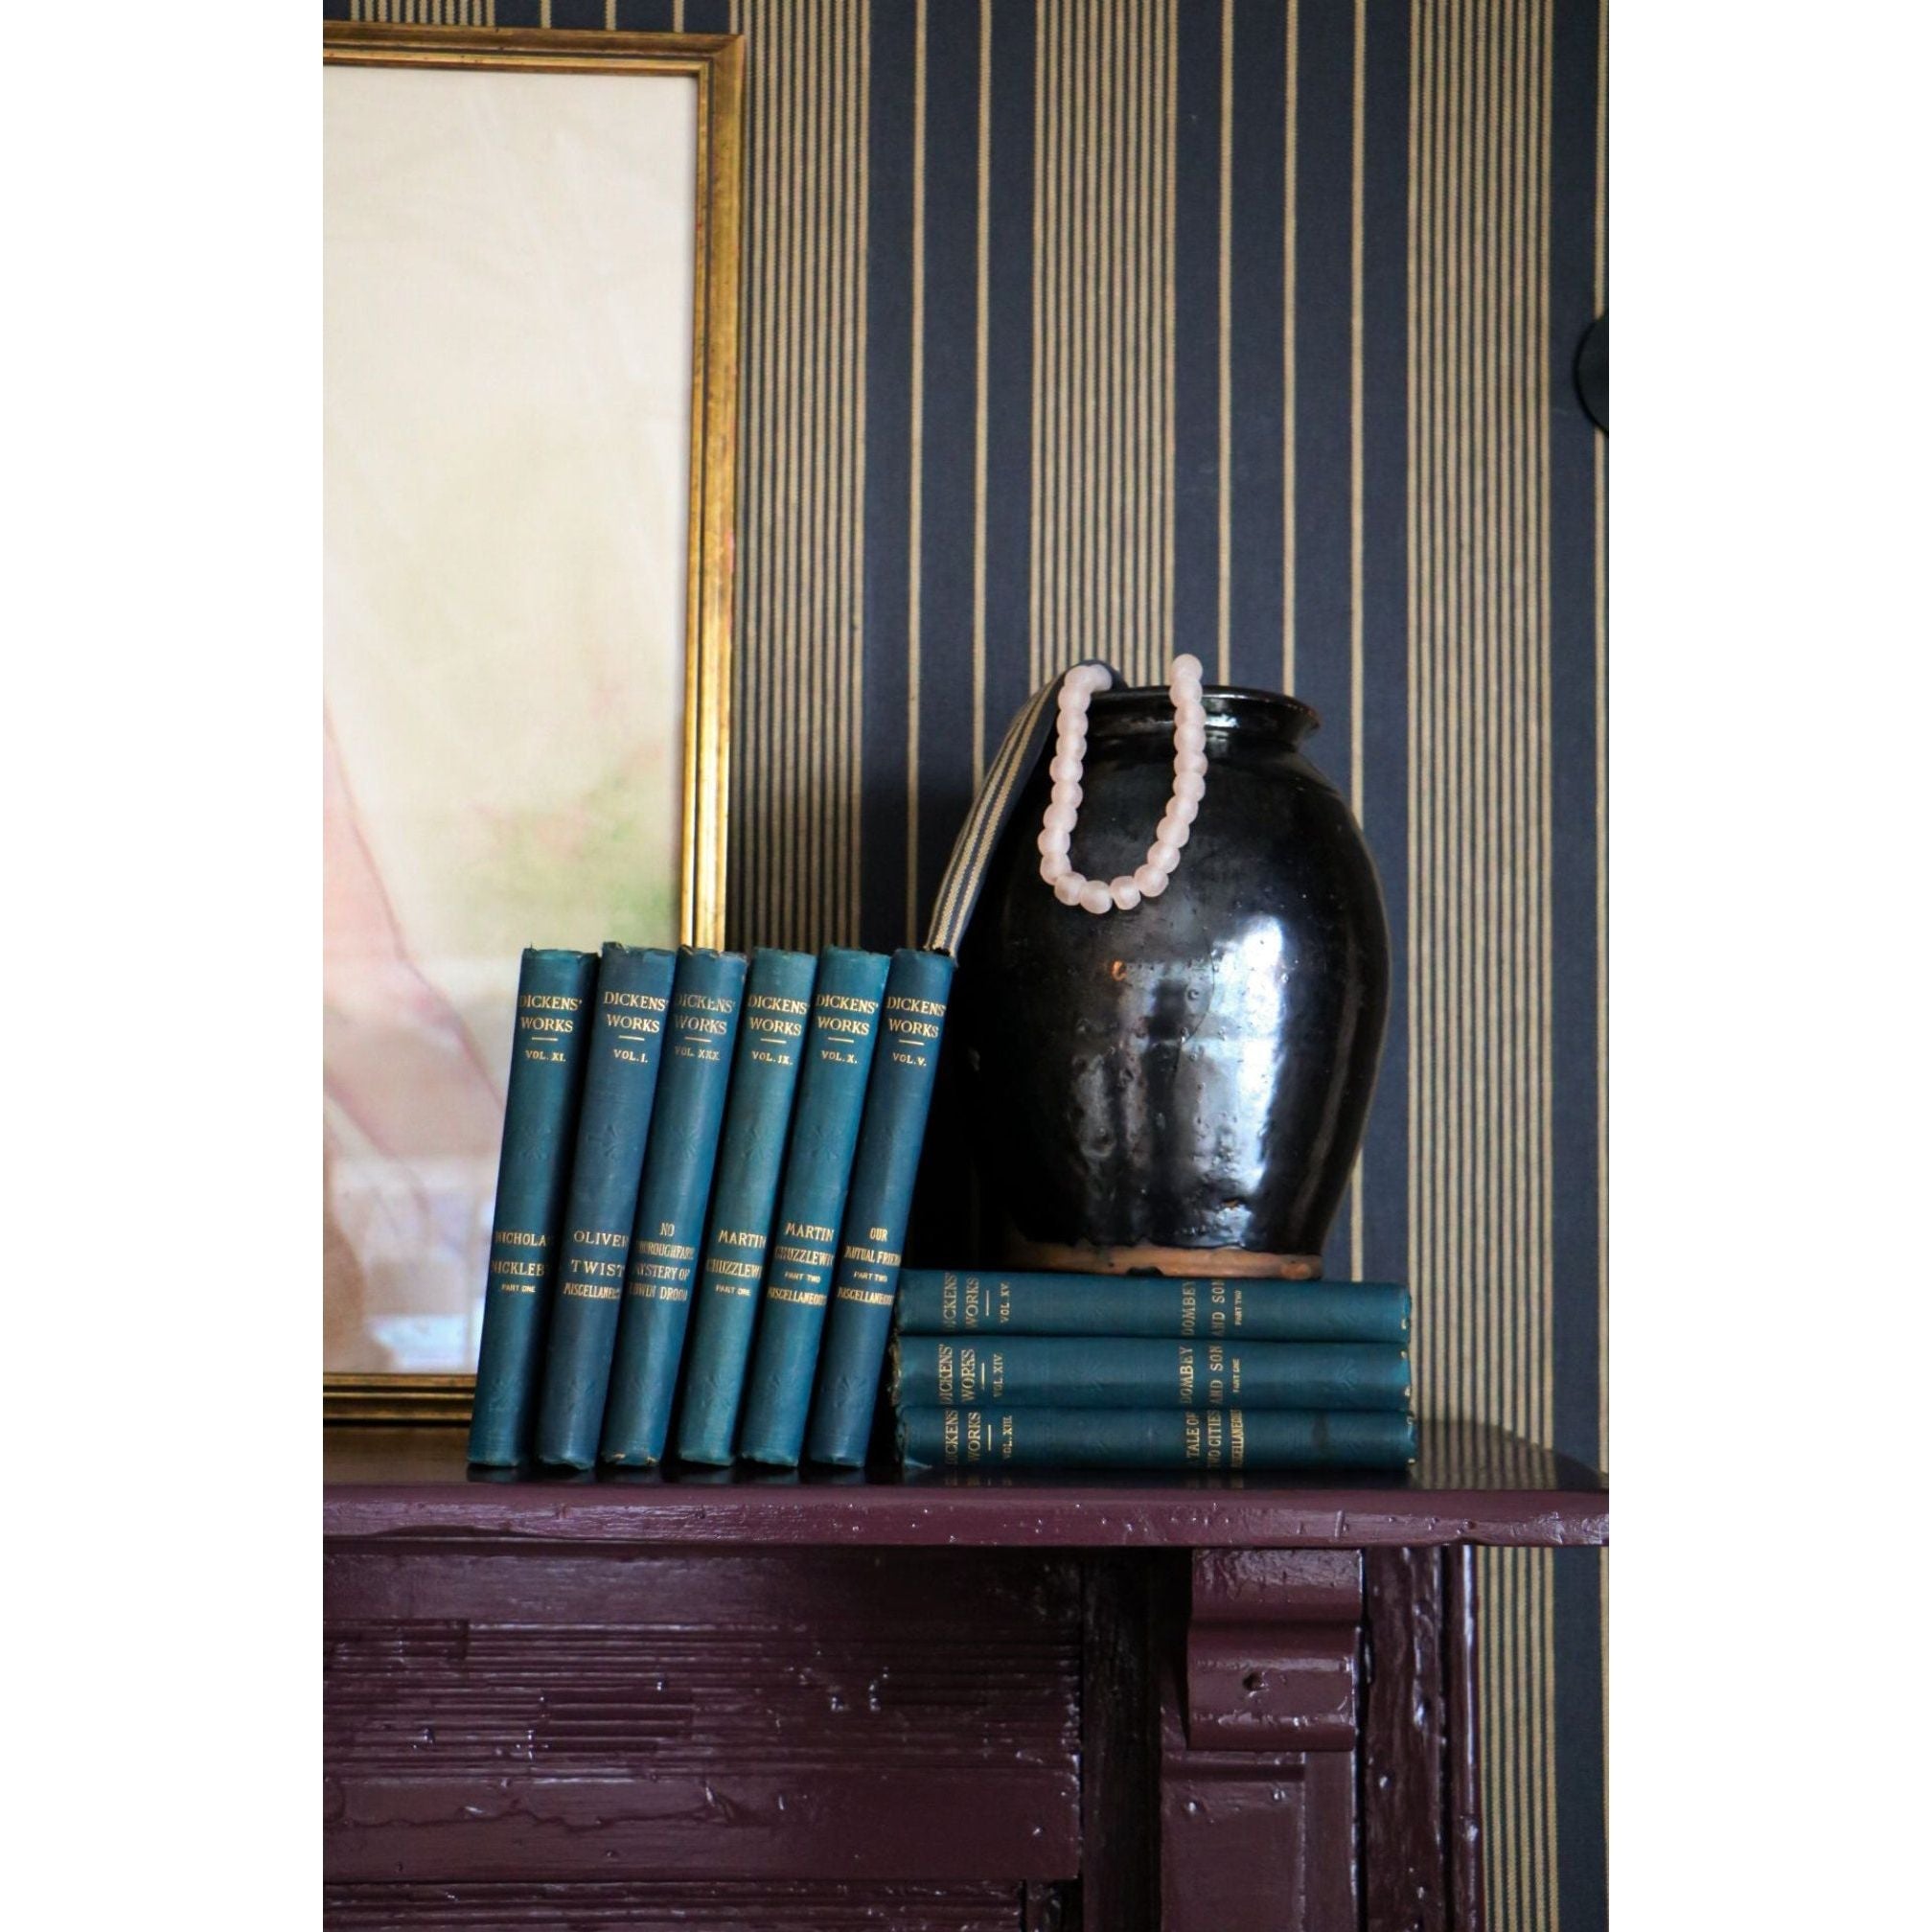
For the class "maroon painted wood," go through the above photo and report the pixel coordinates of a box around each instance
[325,1421,1608,1549]
[326,1548,1080,1885]
[323,1881,1049,1927]
[1357,1545,1488,1931]
[1159,1552,1360,1932]
[1184,1551,1361,1753]
[324,1424,1602,1927]
[1159,1552,1358,1931]
[1443,1545,1486,1929]
[1362,1547,1448,1930]
[1075,1558,1157,1932]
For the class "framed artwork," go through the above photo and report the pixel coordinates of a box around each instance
[323,22,743,1419]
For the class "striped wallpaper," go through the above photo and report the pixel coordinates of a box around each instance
[329,2,1608,1924]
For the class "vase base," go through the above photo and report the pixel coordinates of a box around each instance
[1000,1236,1324,1280]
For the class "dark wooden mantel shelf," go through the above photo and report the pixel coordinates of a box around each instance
[325,1420,1605,1550]
[327,1422,1602,1927]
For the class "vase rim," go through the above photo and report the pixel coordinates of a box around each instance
[1087,682,1322,736]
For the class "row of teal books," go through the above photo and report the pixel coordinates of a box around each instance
[889,1270,1419,1470]
[469,941,953,1470]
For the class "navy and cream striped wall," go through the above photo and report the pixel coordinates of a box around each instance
[330,3,1608,1923]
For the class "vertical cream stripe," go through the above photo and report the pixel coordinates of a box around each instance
[1414,0,1429,1408]
[1105,0,1121,672]
[1538,0,1556,1461]
[726,2,868,950]
[971,0,993,783]
[1594,0,1608,1475]
[770,1,797,944]
[740,0,763,941]
[1074,0,1087,669]
[1594,0,1609,1839]
[1282,0,1299,694]
[841,2,861,940]
[1410,1,1559,1922]
[1215,0,1233,685]
[771,2,796,939]
[907,1,928,944]
[1031,1,1174,685]
[848,0,866,943]
[804,7,826,940]
[851,3,871,936]
[731,0,751,939]
[1347,0,1367,1282]
[1129,0,1141,675]
[1348,0,1367,821]
[1028,0,1046,689]
[1162,0,1174,680]
[816,2,836,940]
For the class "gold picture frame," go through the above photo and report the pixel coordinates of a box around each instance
[324,22,744,1423]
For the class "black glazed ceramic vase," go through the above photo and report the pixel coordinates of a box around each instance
[956,685,1390,1276]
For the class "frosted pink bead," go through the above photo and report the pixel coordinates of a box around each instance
[1037,656,1209,917]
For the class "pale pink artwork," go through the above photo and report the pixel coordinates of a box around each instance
[324,64,697,1370]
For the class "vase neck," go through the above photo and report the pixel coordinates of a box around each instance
[1085,684,1321,750]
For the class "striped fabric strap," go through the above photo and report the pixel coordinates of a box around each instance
[924,659,1119,957]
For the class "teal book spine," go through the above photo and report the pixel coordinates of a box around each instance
[735,948,893,1467]
[890,1336,1412,1413]
[597,949,749,1465]
[804,949,956,1467]
[895,1270,1411,1345]
[672,949,821,1464]
[466,947,599,1466]
[529,945,678,1468]
[896,1406,1418,1472]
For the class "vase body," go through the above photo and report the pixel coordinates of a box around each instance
[956,686,1389,1276]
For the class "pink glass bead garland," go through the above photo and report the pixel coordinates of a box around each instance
[1036,655,1208,914]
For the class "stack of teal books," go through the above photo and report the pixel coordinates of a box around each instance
[467,941,954,1471]
[890,1270,1418,1472]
